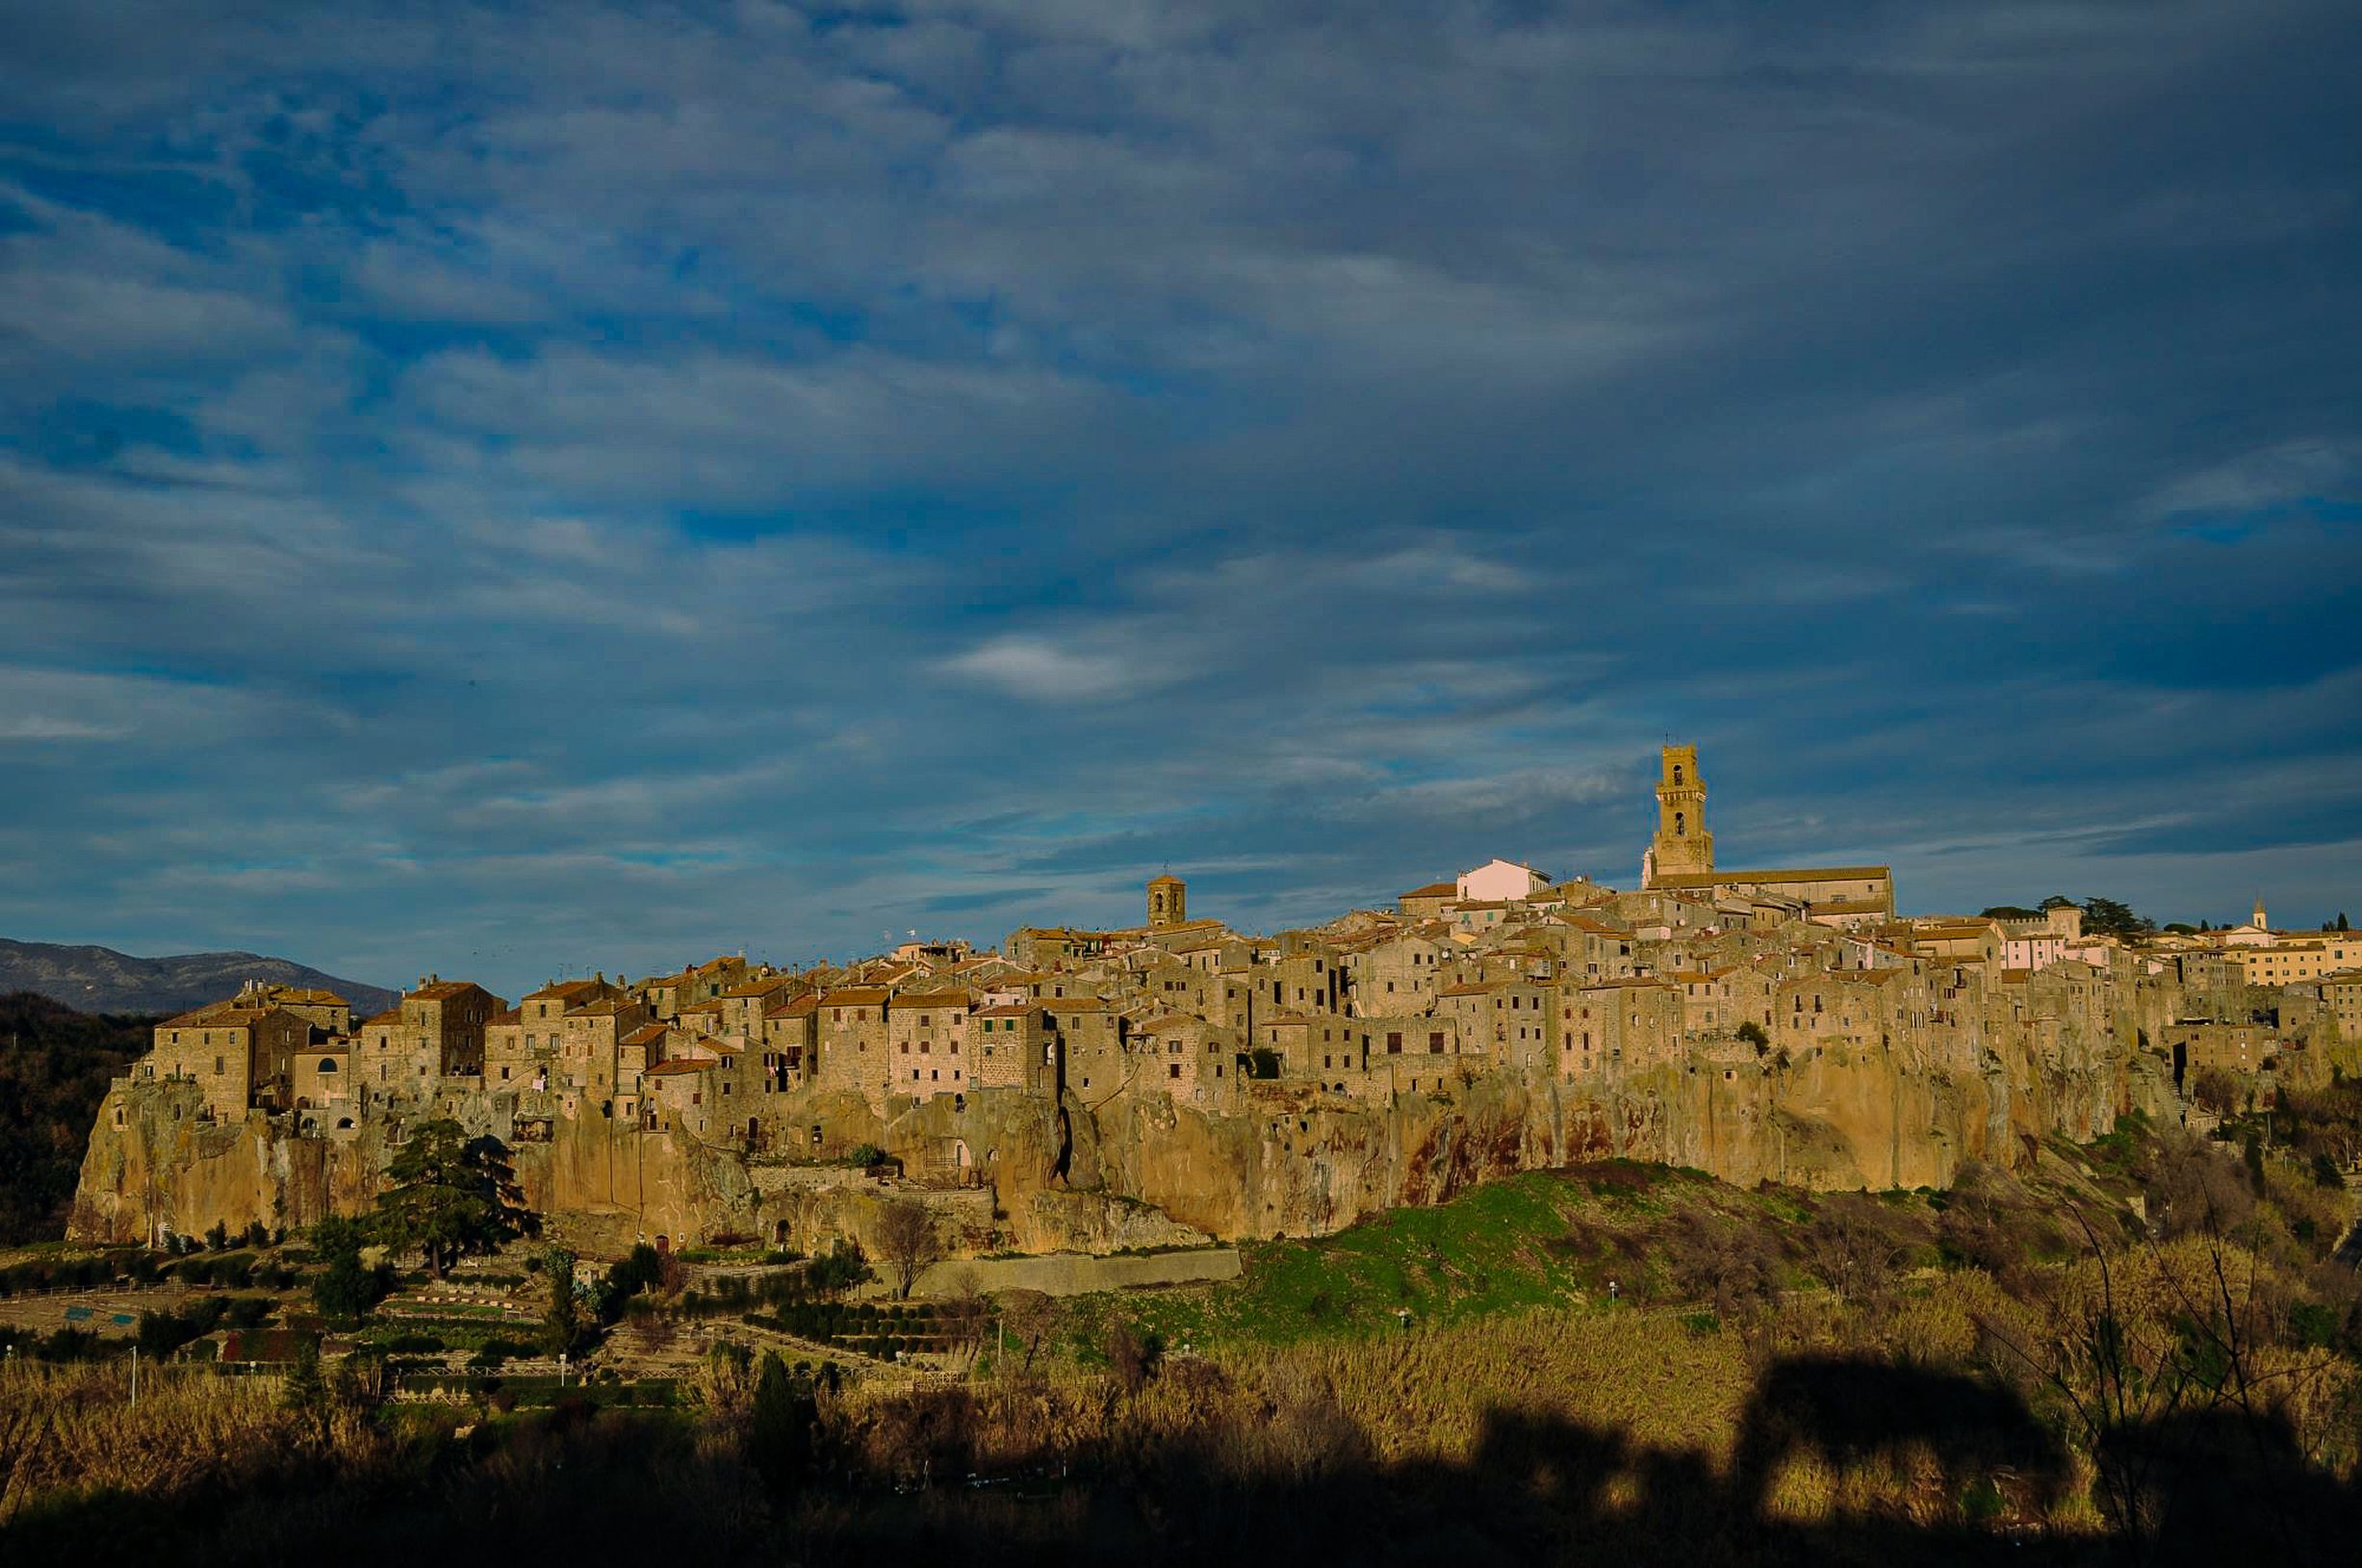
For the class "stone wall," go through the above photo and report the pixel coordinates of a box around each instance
[70,1004,2184,1256]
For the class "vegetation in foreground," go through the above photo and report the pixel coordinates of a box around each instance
[0,992,150,1244]
[2,1109,2358,1565]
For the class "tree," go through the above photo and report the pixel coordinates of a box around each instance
[873,1199,944,1300]
[1735,1019,1769,1051]
[1661,1207,1781,1319]
[2189,1067,2241,1118]
[747,1350,818,1486]
[310,1215,387,1322]
[371,1120,533,1279]
[2079,897,2156,940]
[283,1336,326,1424]
[625,1298,678,1356]
[1803,1193,1908,1305]
[542,1247,580,1356]
[2339,913,2351,933]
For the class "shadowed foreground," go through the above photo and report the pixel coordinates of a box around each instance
[4,1347,2350,1568]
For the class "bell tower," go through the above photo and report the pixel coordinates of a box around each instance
[1147,873,1188,931]
[1645,744,1713,884]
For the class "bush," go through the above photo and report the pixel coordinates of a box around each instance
[1106,1320,1162,1393]
[469,1336,532,1369]
[220,1296,274,1330]
[806,1242,872,1296]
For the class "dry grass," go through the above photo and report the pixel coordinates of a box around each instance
[0,1361,348,1520]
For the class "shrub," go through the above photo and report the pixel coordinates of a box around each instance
[1106,1320,1162,1393]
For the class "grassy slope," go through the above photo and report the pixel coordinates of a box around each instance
[1068,1161,1799,1351]
[1065,1146,2148,1357]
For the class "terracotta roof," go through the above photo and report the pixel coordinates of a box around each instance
[973,1004,1040,1019]
[765,994,820,1018]
[621,1024,669,1047]
[643,1059,714,1077]
[821,987,892,1006]
[526,979,607,1002]
[892,990,973,1010]
[487,1007,523,1026]
[1650,866,1891,889]
[409,981,486,1000]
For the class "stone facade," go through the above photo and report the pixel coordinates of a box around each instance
[68,752,2357,1258]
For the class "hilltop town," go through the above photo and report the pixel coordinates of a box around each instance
[70,748,2361,1259]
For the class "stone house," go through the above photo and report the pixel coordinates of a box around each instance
[970,1004,1051,1092]
[812,986,893,1104]
[888,989,974,1097]
[149,1002,314,1118]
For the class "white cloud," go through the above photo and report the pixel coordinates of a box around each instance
[941,636,1147,701]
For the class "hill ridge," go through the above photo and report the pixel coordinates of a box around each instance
[0,938,398,1017]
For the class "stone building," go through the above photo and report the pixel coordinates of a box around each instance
[149,1000,314,1118]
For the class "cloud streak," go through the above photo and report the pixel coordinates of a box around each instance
[0,0,2355,991]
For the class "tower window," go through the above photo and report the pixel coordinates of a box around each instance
[1675,812,1685,836]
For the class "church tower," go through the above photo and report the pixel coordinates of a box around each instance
[1644,744,1713,885]
[1147,873,1188,931]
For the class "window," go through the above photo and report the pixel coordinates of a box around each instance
[1169,1064,1182,1079]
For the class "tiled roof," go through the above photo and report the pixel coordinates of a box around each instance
[1650,866,1891,889]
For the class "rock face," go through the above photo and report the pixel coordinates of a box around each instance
[68,1011,2181,1255]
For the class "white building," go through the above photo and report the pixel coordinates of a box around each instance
[1456,859,1552,903]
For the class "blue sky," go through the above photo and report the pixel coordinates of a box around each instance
[2,1,2357,998]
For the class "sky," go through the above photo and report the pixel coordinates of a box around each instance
[2,1,2358,998]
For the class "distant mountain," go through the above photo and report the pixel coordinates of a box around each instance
[0,938,398,1018]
